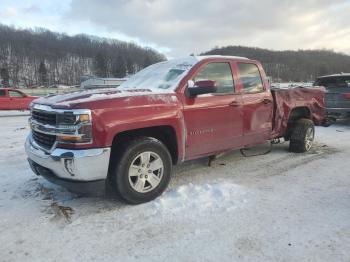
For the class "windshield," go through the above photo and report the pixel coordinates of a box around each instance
[314,76,350,88]
[119,57,199,92]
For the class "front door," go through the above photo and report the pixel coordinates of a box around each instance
[182,62,243,159]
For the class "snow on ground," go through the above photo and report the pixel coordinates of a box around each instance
[0,110,30,117]
[0,113,349,261]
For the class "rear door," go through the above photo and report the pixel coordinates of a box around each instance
[235,62,273,146]
[182,61,243,159]
[315,76,350,109]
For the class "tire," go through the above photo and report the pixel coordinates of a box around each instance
[289,118,315,153]
[110,137,172,204]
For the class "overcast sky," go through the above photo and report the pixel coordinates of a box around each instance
[1,0,350,57]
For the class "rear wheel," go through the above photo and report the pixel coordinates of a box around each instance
[289,118,315,153]
[110,137,172,204]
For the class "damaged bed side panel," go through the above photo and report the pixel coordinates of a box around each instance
[271,87,326,138]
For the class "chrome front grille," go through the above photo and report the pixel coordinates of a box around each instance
[32,110,57,125]
[32,130,56,149]
[31,106,57,150]
[29,104,92,150]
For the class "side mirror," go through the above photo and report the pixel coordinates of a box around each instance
[187,80,217,97]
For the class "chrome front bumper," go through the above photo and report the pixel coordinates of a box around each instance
[25,135,111,182]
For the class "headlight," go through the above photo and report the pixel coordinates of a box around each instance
[56,110,92,144]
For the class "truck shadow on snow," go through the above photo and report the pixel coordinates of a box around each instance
[172,141,339,180]
[24,138,340,225]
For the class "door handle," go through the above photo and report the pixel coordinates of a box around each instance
[229,101,240,107]
[262,98,272,104]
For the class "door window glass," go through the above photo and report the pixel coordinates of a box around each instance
[9,91,24,97]
[194,62,234,94]
[237,63,264,93]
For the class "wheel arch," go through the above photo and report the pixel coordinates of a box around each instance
[110,125,179,166]
[288,106,312,121]
[284,106,312,140]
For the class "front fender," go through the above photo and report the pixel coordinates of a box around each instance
[93,105,186,163]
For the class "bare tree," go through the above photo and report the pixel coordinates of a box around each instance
[38,61,48,86]
[0,67,10,87]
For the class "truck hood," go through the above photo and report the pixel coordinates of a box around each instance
[33,88,177,109]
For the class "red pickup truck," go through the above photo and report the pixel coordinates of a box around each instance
[25,56,326,204]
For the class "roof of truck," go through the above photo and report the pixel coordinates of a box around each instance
[196,55,249,60]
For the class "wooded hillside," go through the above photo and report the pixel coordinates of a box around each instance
[2,23,350,86]
[0,25,165,87]
[201,46,350,82]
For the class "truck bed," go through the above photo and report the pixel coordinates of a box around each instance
[271,86,326,138]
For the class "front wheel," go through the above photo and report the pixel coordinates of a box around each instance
[110,137,172,204]
[289,118,315,153]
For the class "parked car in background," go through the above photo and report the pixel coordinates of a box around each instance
[81,77,127,89]
[314,73,350,120]
[0,88,38,110]
[48,84,74,89]
[27,85,39,89]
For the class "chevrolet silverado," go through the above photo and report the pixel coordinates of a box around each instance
[25,56,326,204]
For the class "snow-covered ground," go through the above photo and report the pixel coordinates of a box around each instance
[0,113,349,261]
